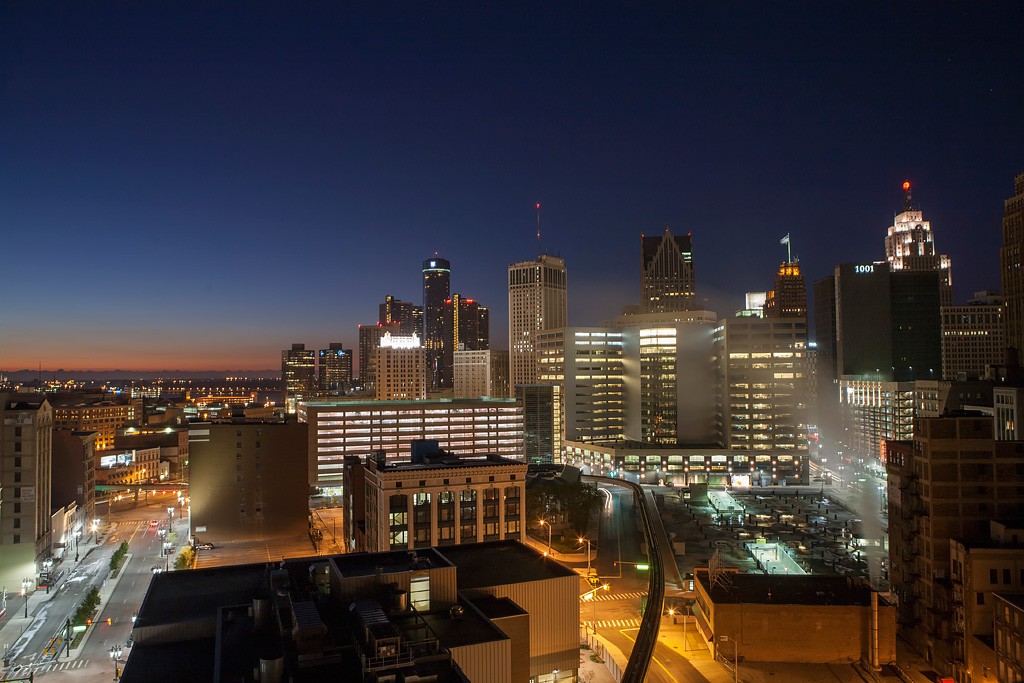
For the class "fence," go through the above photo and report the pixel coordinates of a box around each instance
[581,628,621,682]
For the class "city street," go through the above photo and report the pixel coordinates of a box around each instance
[1,492,186,682]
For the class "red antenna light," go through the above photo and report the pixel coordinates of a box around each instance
[902,181,911,192]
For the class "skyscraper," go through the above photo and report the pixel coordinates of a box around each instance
[358,322,401,389]
[508,255,568,389]
[641,229,696,313]
[374,333,426,400]
[281,343,315,413]
[378,295,418,334]
[764,262,807,318]
[884,181,952,304]
[318,343,352,394]
[422,257,451,389]
[1000,172,1024,351]
[440,294,489,387]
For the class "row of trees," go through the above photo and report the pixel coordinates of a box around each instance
[525,480,603,537]
[109,541,129,575]
[72,586,101,627]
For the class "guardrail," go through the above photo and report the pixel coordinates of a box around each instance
[586,476,664,683]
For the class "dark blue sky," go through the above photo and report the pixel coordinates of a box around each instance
[2,3,1022,370]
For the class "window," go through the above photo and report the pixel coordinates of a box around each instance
[410,574,430,611]
[978,592,986,606]
[992,569,999,585]
[1005,568,1012,585]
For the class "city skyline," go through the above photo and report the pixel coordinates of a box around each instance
[2,3,1023,371]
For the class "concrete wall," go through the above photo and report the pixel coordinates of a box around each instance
[713,601,897,664]
[188,422,308,542]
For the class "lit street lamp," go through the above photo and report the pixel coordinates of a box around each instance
[577,536,593,576]
[538,518,552,556]
[21,577,31,618]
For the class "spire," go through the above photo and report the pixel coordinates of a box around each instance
[902,180,912,211]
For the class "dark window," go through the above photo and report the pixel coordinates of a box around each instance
[1004,568,1012,585]
[443,479,449,485]
[977,592,985,606]
[991,569,998,584]
[14,426,21,437]
[419,480,426,487]
[14,442,21,452]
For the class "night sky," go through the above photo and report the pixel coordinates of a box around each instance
[2,3,1023,371]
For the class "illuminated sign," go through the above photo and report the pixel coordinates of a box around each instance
[854,264,874,274]
[100,452,134,468]
[380,332,421,349]
[429,261,436,268]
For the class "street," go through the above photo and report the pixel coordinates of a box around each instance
[1,492,185,682]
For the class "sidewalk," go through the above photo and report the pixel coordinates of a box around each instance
[0,530,108,669]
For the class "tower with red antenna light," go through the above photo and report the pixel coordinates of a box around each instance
[902,180,912,211]
[536,202,542,255]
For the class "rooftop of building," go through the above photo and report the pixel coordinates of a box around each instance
[697,572,878,606]
[440,540,577,588]
[372,453,527,473]
[302,397,517,408]
[328,547,453,577]
[579,439,729,451]
[3,395,48,410]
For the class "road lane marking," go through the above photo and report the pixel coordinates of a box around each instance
[621,630,681,683]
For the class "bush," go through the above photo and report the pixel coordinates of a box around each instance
[109,541,129,575]
[73,586,101,626]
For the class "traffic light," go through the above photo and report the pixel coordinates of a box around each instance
[86,619,92,626]
[107,617,112,625]
[636,563,650,571]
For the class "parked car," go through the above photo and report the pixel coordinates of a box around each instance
[196,543,214,550]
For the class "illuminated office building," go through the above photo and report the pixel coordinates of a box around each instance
[508,255,567,389]
[373,333,426,401]
[884,181,953,305]
[299,398,524,491]
[536,328,625,443]
[357,322,401,389]
[440,294,489,387]
[1001,173,1024,350]
[378,295,420,335]
[941,292,1006,380]
[0,394,53,594]
[453,349,509,399]
[763,262,807,318]
[641,229,696,313]
[318,343,352,394]
[281,343,315,413]
[422,257,451,389]
[714,317,809,468]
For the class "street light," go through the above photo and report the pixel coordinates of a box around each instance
[110,644,124,680]
[538,518,552,556]
[577,536,593,576]
[580,583,610,632]
[75,529,82,562]
[21,577,31,618]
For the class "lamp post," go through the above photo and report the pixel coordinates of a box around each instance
[75,529,82,562]
[539,519,552,556]
[22,578,31,618]
[578,536,593,576]
[109,644,123,680]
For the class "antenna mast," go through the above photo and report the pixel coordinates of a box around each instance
[535,202,542,255]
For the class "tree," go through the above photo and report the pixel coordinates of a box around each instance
[526,480,603,536]
[173,546,195,571]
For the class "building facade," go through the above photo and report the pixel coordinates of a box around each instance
[379,294,420,335]
[763,262,807,318]
[515,384,560,465]
[641,229,696,313]
[358,322,402,389]
[318,343,352,394]
[453,349,509,399]
[52,398,135,451]
[281,343,315,413]
[884,181,953,304]
[536,328,625,443]
[440,293,489,388]
[715,317,809,460]
[373,333,427,401]
[508,255,567,390]
[941,295,1006,381]
[1001,173,1024,353]
[423,257,452,389]
[0,394,53,595]
[299,398,524,491]
[188,421,309,542]
[344,450,527,553]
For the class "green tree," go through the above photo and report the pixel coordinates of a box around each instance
[173,546,195,571]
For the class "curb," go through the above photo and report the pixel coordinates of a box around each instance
[66,553,134,661]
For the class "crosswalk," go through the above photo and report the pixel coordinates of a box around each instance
[9,658,91,675]
[588,618,641,629]
[586,590,647,603]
